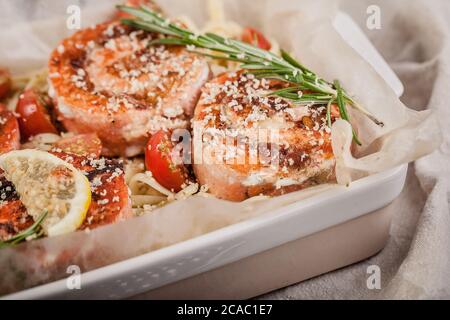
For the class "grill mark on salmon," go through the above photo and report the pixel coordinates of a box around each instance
[0,175,18,202]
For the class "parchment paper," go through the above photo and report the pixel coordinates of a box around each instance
[0,0,442,295]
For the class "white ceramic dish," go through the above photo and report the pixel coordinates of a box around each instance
[2,12,406,300]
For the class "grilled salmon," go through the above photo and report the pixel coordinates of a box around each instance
[52,152,132,231]
[193,71,338,202]
[0,148,132,241]
[0,104,20,155]
[48,21,211,157]
[0,104,29,238]
[0,175,33,240]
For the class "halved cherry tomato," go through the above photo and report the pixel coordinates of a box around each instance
[0,68,12,100]
[53,133,103,158]
[15,88,58,141]
[145,130,188,192]
[241,27,272,51]
[0,103,20,154]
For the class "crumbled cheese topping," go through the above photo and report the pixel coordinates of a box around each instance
[194,71,337,188]
[50,21,207,140]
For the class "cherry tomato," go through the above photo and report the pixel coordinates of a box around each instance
[15,89,58,141]
[53,133,103,158]
[0,103,20,154]
[241,27,272,50]
[0,68,12,100]
[145,130,188,192]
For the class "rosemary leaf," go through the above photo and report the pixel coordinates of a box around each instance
[326,99,333,128]
[335,80,362,146]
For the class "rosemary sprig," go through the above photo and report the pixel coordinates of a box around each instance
[117,5,384,145]
[0,211,48,249]
[334,80,361,145]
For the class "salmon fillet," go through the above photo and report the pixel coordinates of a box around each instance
[0,104,20,155]
[0,175,33,240]
[48,21,211,157]
[52,152,133,230]
[0,151,132,241]
[193,71,338,202]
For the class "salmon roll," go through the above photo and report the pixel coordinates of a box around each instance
[53,152,133,230]
[48,21,211,157]
[193,71,338,202]
[0,150,132,241]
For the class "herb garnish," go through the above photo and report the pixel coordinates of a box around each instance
[117,5,384,145]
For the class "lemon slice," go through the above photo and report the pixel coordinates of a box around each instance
[0,149,91,237]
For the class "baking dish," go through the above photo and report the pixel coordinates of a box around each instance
[2,12,406,300]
